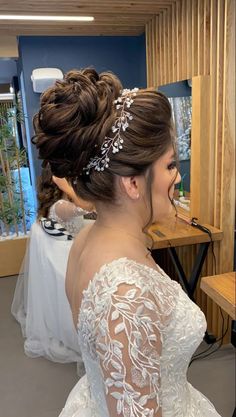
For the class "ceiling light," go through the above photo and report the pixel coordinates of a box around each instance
[0,15,94,22]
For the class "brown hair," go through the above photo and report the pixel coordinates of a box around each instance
[32,68,176,225]
[37,163,63,218]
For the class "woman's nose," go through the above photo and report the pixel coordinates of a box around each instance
[175,171,181,185]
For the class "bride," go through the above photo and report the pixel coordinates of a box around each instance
[11,164,93,364]
[32,68,221,416]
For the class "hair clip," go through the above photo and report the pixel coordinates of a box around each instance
[84,88,139,174]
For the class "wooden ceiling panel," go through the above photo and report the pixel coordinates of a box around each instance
[0,0,175,35]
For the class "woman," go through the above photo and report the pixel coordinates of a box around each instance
[38,163,94,237]
[11,164,92,364]
[32,68,221,416]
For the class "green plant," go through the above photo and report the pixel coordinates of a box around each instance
[0,104,28,236]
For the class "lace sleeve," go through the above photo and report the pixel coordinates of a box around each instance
[96,283,172,417]
[49,200,88,223]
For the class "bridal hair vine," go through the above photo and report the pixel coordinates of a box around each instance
[84,87,139,174]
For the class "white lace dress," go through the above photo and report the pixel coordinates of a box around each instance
[59,258,221,417]
[48,199,88,236]
[11,200,89,364]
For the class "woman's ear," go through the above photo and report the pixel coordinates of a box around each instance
[120,176,140,200]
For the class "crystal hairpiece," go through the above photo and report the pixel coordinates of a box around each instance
[84,87,139,174]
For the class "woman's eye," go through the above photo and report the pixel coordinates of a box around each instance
[167,161,177,170]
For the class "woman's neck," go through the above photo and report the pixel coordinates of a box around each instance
[94,208,149,248]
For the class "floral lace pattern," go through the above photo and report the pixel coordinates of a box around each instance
[49,200,87,237]
[64,258,221,417]
[59,375,97,417]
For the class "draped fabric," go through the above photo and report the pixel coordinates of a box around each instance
[11,222,84,366]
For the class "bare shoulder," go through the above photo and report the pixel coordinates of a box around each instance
[70,223,94,254]
[67,224,130,287]
[66,223,93,292]
[66,226,155,326]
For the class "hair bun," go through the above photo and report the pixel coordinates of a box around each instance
[32,68,123,178]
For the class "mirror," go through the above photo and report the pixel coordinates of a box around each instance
[158,80,192,213]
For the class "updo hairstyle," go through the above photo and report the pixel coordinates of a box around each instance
[32,68,175,207]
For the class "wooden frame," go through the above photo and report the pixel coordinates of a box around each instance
[157,75,211,223]
[190,75,212,223]
[0,236,28,277]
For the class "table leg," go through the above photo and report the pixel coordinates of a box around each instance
[167,242,210,299]
[188,242,210,295]
[167,243,216,344]
[167,247,192,298]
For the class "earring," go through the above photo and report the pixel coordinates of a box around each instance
[136,193,140,199]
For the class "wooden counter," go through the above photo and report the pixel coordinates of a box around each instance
[200,272,236,319]
[149,214,223,250]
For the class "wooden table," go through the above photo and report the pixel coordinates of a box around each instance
[201,272,236,417]
[148,213,223,300]
[200,272,236,320]
[149,214,223,250]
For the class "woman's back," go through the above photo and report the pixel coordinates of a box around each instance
[66,223,157,328]
[63,253,221,417]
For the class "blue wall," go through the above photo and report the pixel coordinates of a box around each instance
[18,35,147,183]
[158,80,191,98]
[0,59,17,84]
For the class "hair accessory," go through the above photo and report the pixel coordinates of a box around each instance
[84,88,139,174]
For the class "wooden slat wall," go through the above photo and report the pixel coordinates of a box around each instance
[146,0,235,340]
[0,1,176,36]
[0,36,18,58]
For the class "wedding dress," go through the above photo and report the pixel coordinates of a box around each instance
[59,258,221,417]
[11,200,88,365]
[48,199,88,237]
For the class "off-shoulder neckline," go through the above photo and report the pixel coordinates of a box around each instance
[77,257,175,329]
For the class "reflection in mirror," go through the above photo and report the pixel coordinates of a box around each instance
[158,80,192,213]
